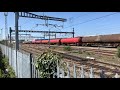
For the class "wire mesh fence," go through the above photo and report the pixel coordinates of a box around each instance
[0,44,31,78]
[0,44,119,78]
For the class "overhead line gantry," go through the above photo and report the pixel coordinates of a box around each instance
[14,12,67,50]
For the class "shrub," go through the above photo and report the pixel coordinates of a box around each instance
[2,58,9,69]
[0,47,2,60]
[0,54,16,78]
[35,50,67,78]
[63,46,72,51]
[117,47,120,58]
[4,66,16,78]
[0,69,3,78]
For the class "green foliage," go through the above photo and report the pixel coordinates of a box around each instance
[117,47,120,58]
[0,40,13,47]
[0,69,3,78]
[0,47,15,78]
[0,47,4,70]
[0,47,2,60]
[63,46,72,51]
[2,58,9,68]
[0,40,6,45]
[4,66,16,78]
[35,50,66,78]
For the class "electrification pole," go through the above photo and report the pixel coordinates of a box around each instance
[4,12,8,56]
[0,28,3,40]
[15,12,19,77]
[73,28,74,38]
[15,12,19,50]
[49,28,50,48]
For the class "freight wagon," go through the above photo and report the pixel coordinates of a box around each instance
[49,39,61,45]
[61,37,82,46]
[23,34,120,48]
[82,34,120,47]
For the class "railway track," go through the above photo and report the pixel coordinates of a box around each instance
[21,43,117,56]
[21,44,120,78]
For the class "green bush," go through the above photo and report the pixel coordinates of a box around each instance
[2,58,9,68]
[35,50,67,78]
[0,48,16,78]
[0,47,2,60]
[4,66,16,78]
[63,46,72,51]
[0,40,6,45]
[117,47,120,58]
[0,47,3,70]
[0,69,3,78]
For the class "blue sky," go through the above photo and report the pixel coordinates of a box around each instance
[0,12,120,40]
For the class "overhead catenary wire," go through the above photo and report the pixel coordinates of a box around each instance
[68,12,93,21]
[63,12,119,29]
[20,12,45,30]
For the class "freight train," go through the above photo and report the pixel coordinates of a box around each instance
[23,34,120,47]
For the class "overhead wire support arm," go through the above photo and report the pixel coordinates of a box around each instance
[11,30,73,34]
[18,12,67,22]
[13,12,67,50]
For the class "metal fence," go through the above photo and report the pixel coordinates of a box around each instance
[0,44,119,78]
[0,44,31,78]
[57,63,120,78]
[0,44,43,78]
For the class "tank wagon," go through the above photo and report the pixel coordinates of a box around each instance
[23,34,120,48]
[49,39,61,45]
[61,37,82,46]
[42,40,49,44]
[31,39,42,44]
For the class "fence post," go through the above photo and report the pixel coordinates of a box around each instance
[30,53,33,78]
[57,60,60,78]
[8,46,9,62]
[10,48,12,66]
[89,67,94,78]
[31,58,34,78]
[38,69,40,78]
[62,69,64,78]
[36,69,38,78]
[67,62,70,78]
[73,64,77,78]
[80,66,85,78]
[33,62,36,78]
[100,70,106,78]
[114,73,119,78]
